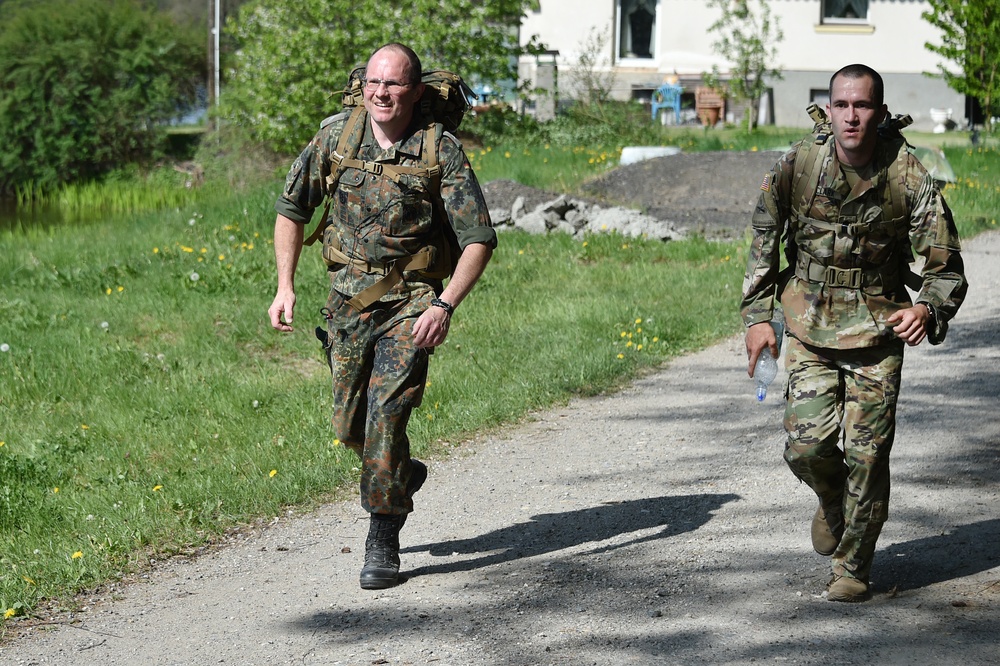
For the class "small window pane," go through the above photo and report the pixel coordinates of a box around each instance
[619,0,657,59]
[823,0,868,20]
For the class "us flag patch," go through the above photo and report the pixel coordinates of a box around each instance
[760,174,771,192]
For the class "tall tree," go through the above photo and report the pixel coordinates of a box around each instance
[704,0,783,133]
[923,0,1000,132]
[0,0,204,194]
[223,0,542,155]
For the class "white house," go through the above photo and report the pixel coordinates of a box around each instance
[517,0,967,132]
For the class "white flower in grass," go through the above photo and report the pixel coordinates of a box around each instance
[190,272,200,282]
[0,343,9,352]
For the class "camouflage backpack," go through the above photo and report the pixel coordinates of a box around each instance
[788,104,921,291]
[304,67,476,310]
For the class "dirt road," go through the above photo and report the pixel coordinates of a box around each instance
[6,226,999,665]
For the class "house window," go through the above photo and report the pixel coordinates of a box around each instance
[823,0,869,22]
[618,0,657,60]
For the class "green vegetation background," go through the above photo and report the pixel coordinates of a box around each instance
[2,105,998,624]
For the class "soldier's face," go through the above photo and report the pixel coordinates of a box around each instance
[826,74,888,166]
[363,50,423,133]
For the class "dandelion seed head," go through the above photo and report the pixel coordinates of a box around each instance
[101,321,109,330]
[0,343,9,353]
[252,400,260,408]
[190,273,200,282]
[188,218,196,226]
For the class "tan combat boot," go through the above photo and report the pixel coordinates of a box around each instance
[811,503,844,556]
[826,575,870,602]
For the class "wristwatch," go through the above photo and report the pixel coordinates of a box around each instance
[430,297,455,316]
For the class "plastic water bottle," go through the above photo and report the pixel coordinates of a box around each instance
[754,311,785,402]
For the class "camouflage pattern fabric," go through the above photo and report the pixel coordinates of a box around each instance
[321,292,430,516]
[782,335,902,582]
[276,115,496,305]
[741,138,967,348]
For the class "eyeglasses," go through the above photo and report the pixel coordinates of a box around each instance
[363,78,412,93]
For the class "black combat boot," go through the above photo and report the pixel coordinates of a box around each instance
[359,513,402,590]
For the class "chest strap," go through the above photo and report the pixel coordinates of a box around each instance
[794,212,903,238]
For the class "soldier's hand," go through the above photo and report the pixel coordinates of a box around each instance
[745,322,778,377]
[413,305,450,348]
[268,290,296,332]
[887,304,930,346]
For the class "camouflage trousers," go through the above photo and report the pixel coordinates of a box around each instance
[322,291,430,516]
[782,335,904,582]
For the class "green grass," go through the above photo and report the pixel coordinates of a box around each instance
[2,120,998,625]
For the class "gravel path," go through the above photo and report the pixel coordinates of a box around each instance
[5,195,999,664]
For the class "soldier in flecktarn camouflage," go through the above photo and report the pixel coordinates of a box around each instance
[740,64,968,602]
[268,42,496,590]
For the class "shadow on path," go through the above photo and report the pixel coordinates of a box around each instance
[401,493,739,579]
[881,518,1000,591]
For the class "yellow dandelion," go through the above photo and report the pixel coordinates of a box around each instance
[0,441,4,447]
[200,248,207,254]
[426,381,432,388]
[626,341,633,348]
[518,249,525,255]
[621,244,629,250]
[81,424,89,430]
[152,485,163,492]
[269,469,277,478]
[582,241,588,247]
[117,286,124,292]
[218,254,225,261]
[332,438,341,447]
[23,576,34,585]
[153,247,159,254]
[653,336,659,342]
[72,551,83,559]
[637,328,642,334]
[637,344,643,351]
[247,243,254,250]
[620,331,627,338]
[181,246,194,253]
[617,353,624,359]
[105,288,112,295]
[504,151,511,158]
[4,608,15,619]
[427,413,435,420]
[53,487,59,493]
[635,318,642,324]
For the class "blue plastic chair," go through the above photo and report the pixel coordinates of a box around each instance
[651,83,683,124]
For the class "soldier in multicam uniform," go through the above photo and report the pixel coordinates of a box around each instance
[740,64,967,602]
[268,43,496,590]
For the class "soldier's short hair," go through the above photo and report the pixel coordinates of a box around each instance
[369,43,422,86]
[829,64,884,107]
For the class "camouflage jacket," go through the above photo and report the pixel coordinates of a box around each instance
[740,137,967,349]
[275,114,496,303]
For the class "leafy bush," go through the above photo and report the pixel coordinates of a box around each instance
[0,0,205,195]
[223,0,542,155]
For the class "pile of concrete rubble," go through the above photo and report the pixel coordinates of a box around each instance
[488,194,686,242]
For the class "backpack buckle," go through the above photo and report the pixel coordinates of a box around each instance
[824,266,863,289]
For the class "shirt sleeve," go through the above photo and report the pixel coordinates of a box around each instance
[905,160,968,343]
[740,148,795,327]
[437,131,498,249]
[273,122,342,225]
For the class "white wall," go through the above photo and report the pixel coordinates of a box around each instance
[517,0,965,129]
